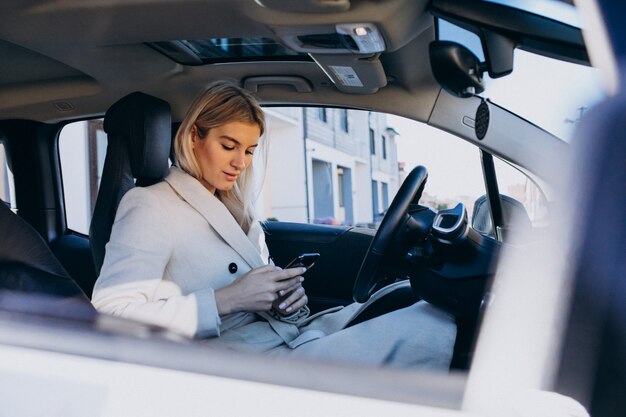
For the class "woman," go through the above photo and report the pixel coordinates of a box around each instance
[92,81,456,368]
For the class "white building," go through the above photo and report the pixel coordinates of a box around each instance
[258,107,400,226]
[1,107,400,231]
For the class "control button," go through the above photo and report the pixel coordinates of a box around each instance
[228,263,238,274]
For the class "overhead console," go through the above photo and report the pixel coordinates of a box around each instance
[276,23,385,55]
[273,23,388,94]
[256,0,351,14]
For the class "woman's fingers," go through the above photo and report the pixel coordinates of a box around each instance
[277,280,304,297]
[277,287,308,313]
[237,264,308,313]
[251,264,281,275]
[275,266,306,280]
[252,265,303,283]
[275,275,304,293]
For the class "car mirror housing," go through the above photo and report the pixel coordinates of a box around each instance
[429,40,485,98]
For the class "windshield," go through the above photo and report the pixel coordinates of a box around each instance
[482,0,581,28]
[438,17,606,142]
[484,50,605,141]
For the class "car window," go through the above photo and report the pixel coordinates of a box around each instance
[57,108,488,234]
[392,117,485,219]
[58,119,106,235]
[493,157,549,227]
[0,141,16,209]
[257,107,486,228]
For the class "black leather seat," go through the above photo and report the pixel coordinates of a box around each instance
[0,200,95,315]
[90,92,171,275]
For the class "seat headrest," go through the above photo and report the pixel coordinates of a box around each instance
[103,91,171,180]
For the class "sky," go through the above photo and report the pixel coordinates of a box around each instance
[390,115,486,200]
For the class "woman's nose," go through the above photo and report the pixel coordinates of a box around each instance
[231,151,246,169]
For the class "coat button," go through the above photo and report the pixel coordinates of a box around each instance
[228,263,238,274]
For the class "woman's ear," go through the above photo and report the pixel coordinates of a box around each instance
[190,125,197,145]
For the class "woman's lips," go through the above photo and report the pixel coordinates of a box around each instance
[223,171,238,181]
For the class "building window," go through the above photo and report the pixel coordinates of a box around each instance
[339,109,349,132]
[317,108,327,122]
[337,167,345,208]
[312,159,335,222]
[382,182,389,210]
[382,135,387,159]
[371,180,379,218]
[369,128,376,155]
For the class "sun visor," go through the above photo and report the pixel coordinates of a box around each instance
[310,53,387,94]
[271,23,388,94]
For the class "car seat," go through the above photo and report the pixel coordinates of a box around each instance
[471,194,532,241]
[0,199,95,316]
[89,92,171,276]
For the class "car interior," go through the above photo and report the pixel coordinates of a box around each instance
[0,0,593,375]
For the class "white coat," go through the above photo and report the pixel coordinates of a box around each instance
[92,167,456,368]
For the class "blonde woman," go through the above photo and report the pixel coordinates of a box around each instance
[92,81,456,368]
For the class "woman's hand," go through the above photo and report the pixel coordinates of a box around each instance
[272,278,308,316]
[214,265,306,315]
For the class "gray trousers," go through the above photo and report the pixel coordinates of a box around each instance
[266,301,456,370]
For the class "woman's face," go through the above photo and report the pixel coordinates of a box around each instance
[191,121,260,194]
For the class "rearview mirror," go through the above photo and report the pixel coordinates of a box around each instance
[429,40,485,98]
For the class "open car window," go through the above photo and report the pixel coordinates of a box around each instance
[58,108,495,234]
[258,107,488,229]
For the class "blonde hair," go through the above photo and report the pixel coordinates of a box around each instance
[174,81,266,233]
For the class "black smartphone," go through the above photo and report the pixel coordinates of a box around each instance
[273,253,319,315]
[284,253,320,270]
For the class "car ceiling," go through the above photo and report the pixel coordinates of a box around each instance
[0,0,441,123]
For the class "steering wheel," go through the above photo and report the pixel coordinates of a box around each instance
[353,165,428,302]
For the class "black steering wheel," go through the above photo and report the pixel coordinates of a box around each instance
[353,166,429,302]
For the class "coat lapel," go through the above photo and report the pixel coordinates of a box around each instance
[164,167,265,269]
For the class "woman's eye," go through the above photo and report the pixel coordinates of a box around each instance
[245,150,255,156]
[221,145,235,151]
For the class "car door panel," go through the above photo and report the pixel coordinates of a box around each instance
[263,221,374,312]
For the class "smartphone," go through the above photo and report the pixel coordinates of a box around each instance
[284,253,320,270]
[272,253,319,315]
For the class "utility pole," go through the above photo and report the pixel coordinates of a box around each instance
[565,106,588,124]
